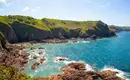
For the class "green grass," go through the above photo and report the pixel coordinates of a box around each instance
[0,15,111,33]
[42,18,99,29]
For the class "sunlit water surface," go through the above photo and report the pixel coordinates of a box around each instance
[24,32,130,79]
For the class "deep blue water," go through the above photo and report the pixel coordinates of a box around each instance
[25,32,130,79]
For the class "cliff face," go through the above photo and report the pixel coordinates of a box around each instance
[0,22,18,43]
[11,22,52,42]
[0,15,116,43]
[109,25,130,33]
[50,28,81,39]
[85,21,115,37]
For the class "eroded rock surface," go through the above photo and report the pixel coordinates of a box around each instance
[0,44,29,72]
[35,62,124,80]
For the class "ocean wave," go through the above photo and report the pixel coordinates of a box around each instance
[68,40,90,44]
[77,40,90,43]
[28,49,46,60]
[101,66,130,80]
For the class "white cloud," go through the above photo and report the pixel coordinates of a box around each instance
[21,6,40,12]
[0,0,17,7]
[0,0,7,4]
[21,6,29,12]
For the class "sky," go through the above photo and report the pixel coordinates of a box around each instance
[0,0,130,26]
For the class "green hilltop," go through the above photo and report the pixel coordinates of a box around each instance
[0,15,115,43]
[0,15,107,30]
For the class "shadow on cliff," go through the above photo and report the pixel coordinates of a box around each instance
[11,22,53,42]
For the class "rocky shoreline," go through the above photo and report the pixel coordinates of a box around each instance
[0,15,126,80]
[30,39,69,44]
[35,62,124,80]
[0,40,125,80]
[0,43,30,72]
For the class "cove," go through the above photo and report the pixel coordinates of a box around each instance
[24,31,130,79]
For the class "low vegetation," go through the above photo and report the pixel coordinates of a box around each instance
[0,15,111,31]
[0,64,32,80]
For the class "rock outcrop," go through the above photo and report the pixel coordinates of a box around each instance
[0,21,18,43]
[0,44,29,72]
[35,62,124,80]
[50,62,124,80]
[11,22,52,42]
[109,25,130,33]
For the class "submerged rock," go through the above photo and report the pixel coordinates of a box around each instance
[33,55,38,59]
[31,62,40,70]
[56,57,68,62]
[40,58,46,63]
[39,52,43,55]
[39,47,45,49]
[30,47,36,50]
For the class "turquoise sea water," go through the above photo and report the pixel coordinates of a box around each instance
[24,32,130,79]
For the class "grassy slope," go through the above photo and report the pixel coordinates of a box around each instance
[0,15,50,31]
[0,15,114,42]
[42,18,97,29]
[0,15,107,31]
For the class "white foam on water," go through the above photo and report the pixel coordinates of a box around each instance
[85,63,95,71]
[63,60,77,64]
[83,41,90,43]
[76,40,90,44]
[101,66,129,80]
[28,48,46,60]
[54,57,69,63]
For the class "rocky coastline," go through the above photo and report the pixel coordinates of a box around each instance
[0,15,125,80]
[35,62,124,80]
[30,39,69,44]
[0,43,30,72]
[0,41,126,80]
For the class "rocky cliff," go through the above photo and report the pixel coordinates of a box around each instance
[11,22,52,42]
[109,25,130,33]
[0,15,116,43]
[0,21,18,43]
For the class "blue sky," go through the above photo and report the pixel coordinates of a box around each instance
[0,0,129,26]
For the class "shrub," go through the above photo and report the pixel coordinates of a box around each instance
[0,64,33,80]
[25,20,31,24]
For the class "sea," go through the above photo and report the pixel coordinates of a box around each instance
[24,31,130,80]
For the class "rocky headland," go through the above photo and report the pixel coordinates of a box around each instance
[109,25,130,33]
[0,15,116,44]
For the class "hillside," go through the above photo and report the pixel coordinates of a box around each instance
[0,15,115,43]
[109,25,130,32]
